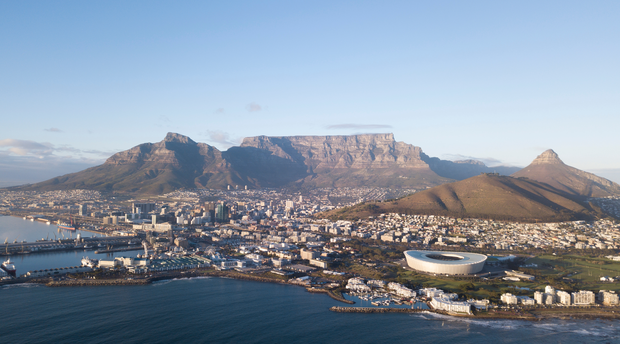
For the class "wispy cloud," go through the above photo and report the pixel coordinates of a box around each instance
[44,127,63,133]
[0,139,53,156]
[204,130,239,148]
[0,154,103,187]
[247,102,262,112]
[82,149,117,157]
[0,139,115,159]
[326,123,393,130]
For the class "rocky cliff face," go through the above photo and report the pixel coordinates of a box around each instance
[239,133,429,170]
[530,149,564,165]
[16,132,520,194]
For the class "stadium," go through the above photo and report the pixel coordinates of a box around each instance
[404,250,487,275]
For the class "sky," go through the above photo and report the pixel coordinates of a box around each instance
[1,1,619,186]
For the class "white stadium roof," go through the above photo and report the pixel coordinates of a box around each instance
[404,250,487,275]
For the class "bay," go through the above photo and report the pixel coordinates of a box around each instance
[0,215,138,274]
[0,278,618,344]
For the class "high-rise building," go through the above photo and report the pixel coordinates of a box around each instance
[79,204,88,216]
[133,203,156,215]
[285,200,295,212]
[216,203,229,223]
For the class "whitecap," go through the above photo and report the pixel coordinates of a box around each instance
[2,283,41,289]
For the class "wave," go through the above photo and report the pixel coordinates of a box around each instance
[412,311,620,338]
[532,322,619,338]
[151,276,211,286]
[2,283,41,290]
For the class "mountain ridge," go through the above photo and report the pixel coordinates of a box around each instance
[2,133,579,195]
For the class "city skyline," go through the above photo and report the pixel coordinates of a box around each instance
[1,1,619,186]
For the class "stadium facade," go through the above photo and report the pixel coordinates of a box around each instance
[404,250,487,275]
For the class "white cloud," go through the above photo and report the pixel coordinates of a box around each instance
[0,139,115,159]
[247,102,262,112]
[44,127,63,132]
[204,130,239,148]
[0,139,53,156]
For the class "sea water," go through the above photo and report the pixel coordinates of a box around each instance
[0,216,139,274]
[0,278,618,344]
[1,216,618,343]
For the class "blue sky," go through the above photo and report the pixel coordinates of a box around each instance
[1,1,619,186]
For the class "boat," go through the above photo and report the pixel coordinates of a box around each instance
[81,256,98,268]
[58,215,78,231]
[57,222,76,231]
[1,258,16,277]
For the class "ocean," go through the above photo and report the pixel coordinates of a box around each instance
[1,216,619,343]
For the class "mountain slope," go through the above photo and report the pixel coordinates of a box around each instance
[321,174,599,222]
[21,133,235,194]
[512,150,620,197]
[10,133,519,194]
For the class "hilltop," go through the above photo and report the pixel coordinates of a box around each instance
[320,174,601,222]
[512,149,620,198]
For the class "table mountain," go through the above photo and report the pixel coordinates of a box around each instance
[10,132,518,194]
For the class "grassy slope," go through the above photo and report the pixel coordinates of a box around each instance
[321,174,598,222]
[513,164,620,198]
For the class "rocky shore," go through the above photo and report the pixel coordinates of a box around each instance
[330,306,430,314]
[46,278,150,287]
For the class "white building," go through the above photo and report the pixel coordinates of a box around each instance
[519,296,536,306]
[599,290,619,306]
[430,297,472,315]
[572,290,595,305]
[387,282,416,298]
[346,277,371,293]
[556,290,572,305]
[500,293,518,305]
[534,291,544,305]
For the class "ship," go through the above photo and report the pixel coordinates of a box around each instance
[57,222,76,231]
[81,257,98,268]
[1,258,16,277]
[57,217,77,231]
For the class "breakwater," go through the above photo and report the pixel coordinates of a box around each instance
[306,288,355,304]
[46,278,150,287]
[330,306,433,314]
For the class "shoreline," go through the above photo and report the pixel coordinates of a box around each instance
[5,269,620,322]
[330,306,620,321]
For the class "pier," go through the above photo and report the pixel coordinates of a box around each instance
[94,246,143,254]
[1,236,140,256]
